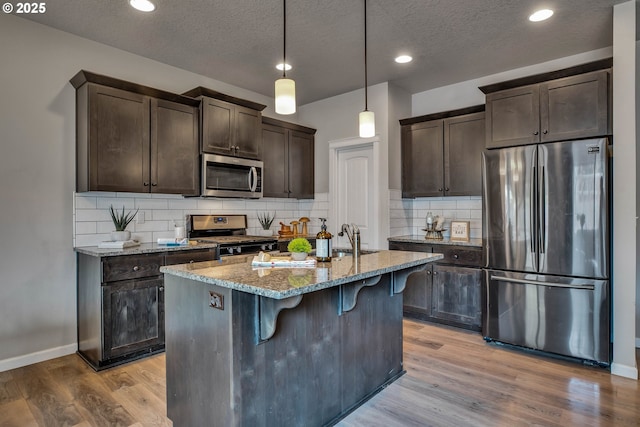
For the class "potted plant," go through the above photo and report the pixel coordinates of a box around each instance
[287,237,312,261]
[257,212,275,236]
[109,205,138,241]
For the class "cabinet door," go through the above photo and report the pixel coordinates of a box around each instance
[102,277,165,360]
[403,267,433,315]
[202,97,233,155]
[401,120,444,197]
[444,112,485,196]
[235,106,262,160]
[88,84,150,192]
[288,130,315,199]
[262,124,289,198]
[430,264,481,330]
[540,70,609,142]
[151,99,199,195]
[485,85,540,149]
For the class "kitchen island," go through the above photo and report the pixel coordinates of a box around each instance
[160,250,442,427]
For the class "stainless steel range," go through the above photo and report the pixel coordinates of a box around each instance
[186,214,277,257]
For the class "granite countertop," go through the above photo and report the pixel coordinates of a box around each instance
[75,242,219,257]
[388,235,483,248]
[160,250,443,300]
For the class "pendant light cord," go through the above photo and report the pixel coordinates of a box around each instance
[283,0,287,78]
[364,0,368,111]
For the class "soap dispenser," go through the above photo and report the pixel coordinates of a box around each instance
[316,218,333,262]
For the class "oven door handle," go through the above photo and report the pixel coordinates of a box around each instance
[249,167,258,192]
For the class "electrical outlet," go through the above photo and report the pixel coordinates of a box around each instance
[136,211,145,224]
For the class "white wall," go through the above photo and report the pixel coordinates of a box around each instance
[0,13,288,372]
[612,1,639,379]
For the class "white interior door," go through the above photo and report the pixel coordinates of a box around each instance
[334,144,376,249]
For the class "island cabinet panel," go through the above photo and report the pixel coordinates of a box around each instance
[262,117,316,199]
[485,69,610,149]
[389,241,483,331]
[164,273,403,427]
[72,71,200,195]
[401,109,484,198]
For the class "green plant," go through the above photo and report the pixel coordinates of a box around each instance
[287,237,312,253]
[109,205,139,231]
[257,212,275,230]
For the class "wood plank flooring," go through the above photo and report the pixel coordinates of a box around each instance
[0,319,638,427]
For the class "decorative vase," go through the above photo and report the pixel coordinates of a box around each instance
[110,230,131,242]
[290,252,308,261]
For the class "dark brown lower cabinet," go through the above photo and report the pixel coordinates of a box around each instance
[77,248,217,370]
[389,241,482,331]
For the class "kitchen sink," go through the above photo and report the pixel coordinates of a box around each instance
[331,248,378,257]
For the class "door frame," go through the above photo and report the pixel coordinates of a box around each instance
[329,136,386,249]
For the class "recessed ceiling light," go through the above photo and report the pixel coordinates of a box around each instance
[276,63,292,71]
[395,55,413,64]
[529,9,553,22]
[130,0,156,12]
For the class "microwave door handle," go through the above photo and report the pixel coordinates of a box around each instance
[249,167,258,192]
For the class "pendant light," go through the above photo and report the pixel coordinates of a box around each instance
[275,0,296,115]
[359,0,375,137]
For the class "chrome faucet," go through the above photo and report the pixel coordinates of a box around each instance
[338,223,361,258]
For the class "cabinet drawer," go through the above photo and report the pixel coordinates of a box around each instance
[165,249,218,265]
[437,246,482,267]
[388,242,433,253]
[102,253,164,283]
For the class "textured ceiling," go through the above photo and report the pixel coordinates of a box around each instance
[20,0,624,105]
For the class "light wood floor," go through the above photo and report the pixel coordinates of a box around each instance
[0,320,638,426]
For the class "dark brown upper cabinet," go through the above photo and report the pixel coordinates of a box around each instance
[71,71,200,195]
[183,87,266,160]
[481,61,611,149]
[400,107,485,198]
[262,117,316,199]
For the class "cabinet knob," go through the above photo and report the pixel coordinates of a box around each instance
[453,254,459,259]
[543,130,548,134]
[533,131,539,135]
[151,183,157,186]
[433,271,438,275]
[427,270,432,275]
[159,286,164,292]
[143,182,149,186]
[189,260,195,263]
[438,188,443,192]
[133,266,140,271]
[445,187,449,192]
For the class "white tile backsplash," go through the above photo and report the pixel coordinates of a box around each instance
[73,192,330,247]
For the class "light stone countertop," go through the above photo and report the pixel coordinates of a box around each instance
[75,242,219,257]
[388,235,483,248]
[160,250,443,299]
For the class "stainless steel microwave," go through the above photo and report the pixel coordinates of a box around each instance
[201,154,263,198]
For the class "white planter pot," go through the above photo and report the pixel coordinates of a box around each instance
[258,229,274,237]
[290,252,308,261]
[110,230,131,242]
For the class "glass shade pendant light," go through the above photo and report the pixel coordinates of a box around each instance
[359,0,375,137]
[275,0,296,115]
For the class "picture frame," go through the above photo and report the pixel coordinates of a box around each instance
[450,221,470,242]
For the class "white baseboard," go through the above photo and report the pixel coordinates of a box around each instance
[0,344,77,373]
[610,362,638,380]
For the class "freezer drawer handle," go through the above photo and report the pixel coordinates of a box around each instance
[490,275,595,290]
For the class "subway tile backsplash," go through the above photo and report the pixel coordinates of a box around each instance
[389,191,483,239]
[73,192,330,247]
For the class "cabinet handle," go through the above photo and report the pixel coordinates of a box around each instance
[159,286,164,291]
[543,130,548,134]
[453,254,459,259]
[427,270,432,275]
[533,131,539,135]
[133,266,140,271]
[445,187,449,192]
[189,260,195,263]
[438,188,443,192]
[143,182,149,186]
[433,271,438,275]
[151,183,157,186]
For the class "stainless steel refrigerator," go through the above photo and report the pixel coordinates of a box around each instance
[482,138,610,365]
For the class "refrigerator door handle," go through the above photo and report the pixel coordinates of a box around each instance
[489,275,595,291]
[539,166,546,253]
[530,165,537,256]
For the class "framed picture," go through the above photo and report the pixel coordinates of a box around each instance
[450,221,470,242]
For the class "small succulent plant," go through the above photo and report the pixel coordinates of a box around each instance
[287,237,312,253]
[257,212,275,230]
[109,205,139,231]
